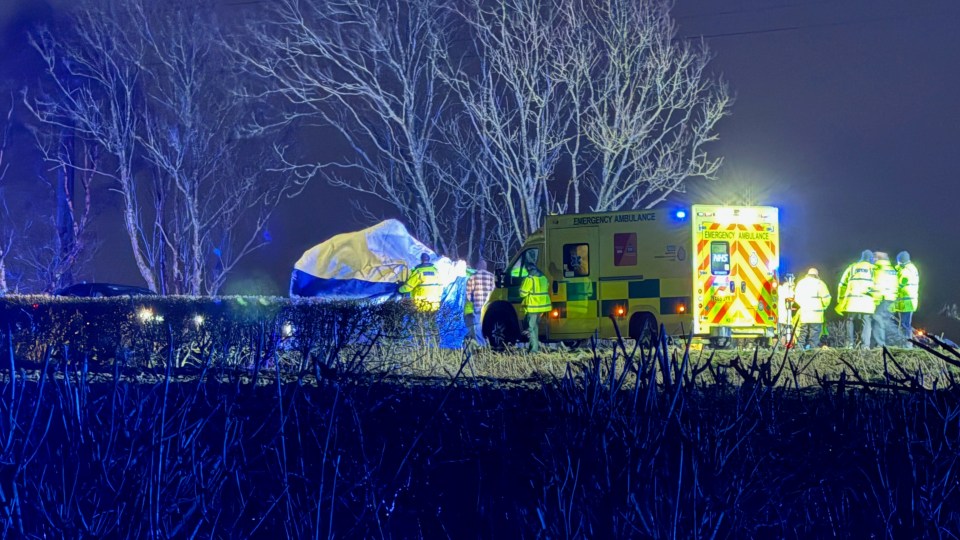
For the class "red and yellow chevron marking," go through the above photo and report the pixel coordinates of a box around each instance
[696,221,778,331]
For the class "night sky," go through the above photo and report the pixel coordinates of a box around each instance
[2,0,958,328]
[671,0,960,331]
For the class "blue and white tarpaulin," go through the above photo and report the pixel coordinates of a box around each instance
[290,219,468,347]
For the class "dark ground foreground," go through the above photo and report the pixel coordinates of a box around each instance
[1,347,959,539]
[1,297,959,538]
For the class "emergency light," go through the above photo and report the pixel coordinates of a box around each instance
[674,210,687,220]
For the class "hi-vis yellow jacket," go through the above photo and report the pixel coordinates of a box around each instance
[873,259,898,302]
[794,275,831,324]
[519,274,552,314]
[837,261,876,315]
[399,264,443,312]
[894,262,919,313]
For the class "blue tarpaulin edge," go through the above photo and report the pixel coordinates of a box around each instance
[290,269,399,300]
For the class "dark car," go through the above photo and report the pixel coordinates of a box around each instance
[54,282,157,297]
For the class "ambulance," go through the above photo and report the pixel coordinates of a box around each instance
[481,205,780,348]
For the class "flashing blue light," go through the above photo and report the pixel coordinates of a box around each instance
[675,210,687,220]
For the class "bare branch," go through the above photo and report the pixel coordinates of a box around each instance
[236,0,458,254]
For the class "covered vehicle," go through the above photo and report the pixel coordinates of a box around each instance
[290,219,468,347]
[54,282,157,297]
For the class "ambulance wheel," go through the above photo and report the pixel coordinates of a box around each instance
[482,306,520,351]
[629,313,658,348]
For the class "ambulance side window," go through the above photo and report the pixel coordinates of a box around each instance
[613,233,637,266]
[710,242,730,276]
[563,243,590,277]
[507,248,540,284]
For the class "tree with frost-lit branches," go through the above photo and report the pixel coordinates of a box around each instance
[28,0,308,295]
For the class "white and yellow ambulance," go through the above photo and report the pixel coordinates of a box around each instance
[482,205,780,348]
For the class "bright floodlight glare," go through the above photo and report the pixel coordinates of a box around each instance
[282,323,295,337]
[137,308,153,322]
[193,314,204,326]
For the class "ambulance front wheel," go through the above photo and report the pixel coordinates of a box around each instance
[629,313,658,348]
[482,304,521,351]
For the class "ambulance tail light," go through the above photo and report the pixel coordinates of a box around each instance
[677,304,686,314]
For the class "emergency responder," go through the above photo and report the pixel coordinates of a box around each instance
[399,253,444,345]
[836,250,876,348]
[871,252,898,347]
[399,253,443,311]
[465,259,495,346]
[893,251,920,347]
[777,273,796,346]
[793,268,831,349]
[519,262,551,353]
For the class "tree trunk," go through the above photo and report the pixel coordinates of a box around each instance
[56,125,76,287]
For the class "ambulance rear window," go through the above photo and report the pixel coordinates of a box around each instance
[563,243,590,277]
[710,242,730,276]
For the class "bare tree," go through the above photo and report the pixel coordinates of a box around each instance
[444,0,572,251]
[443,0,728,252]
[27,4,153,289]
[0,99,11,294]
[133,1,307,295]
[240,0,729,261]
[28,0,308,295]
[0,92,97,293]
[19,132,97,293]
[571,0,730,212]
[237,0,460,254]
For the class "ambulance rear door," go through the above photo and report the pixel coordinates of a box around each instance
[693,206,779,336]
[732,207,779,334]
